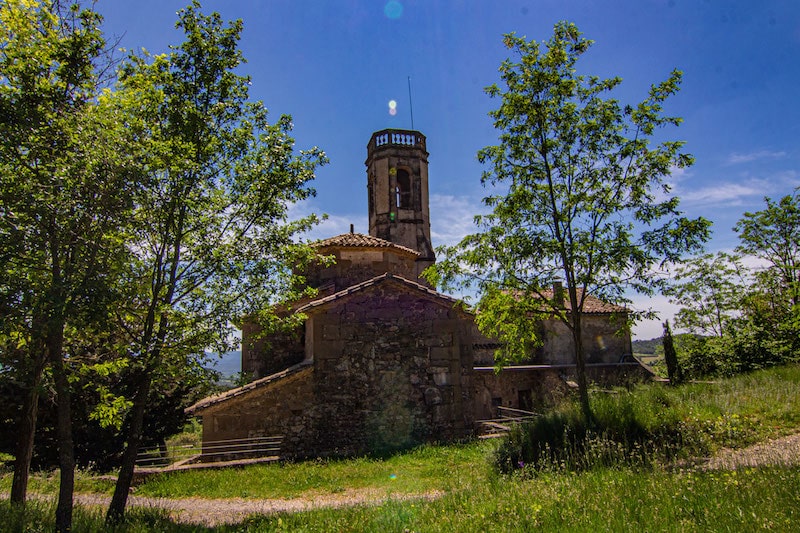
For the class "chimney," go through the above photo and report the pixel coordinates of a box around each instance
[350,223,354,234]
[552,281,565,308]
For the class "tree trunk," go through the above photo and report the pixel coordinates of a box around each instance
[50,325,75,533]
[566,285,593,424]
[10,352,46,505]
[106,371,152,524]
[573,326,593,424]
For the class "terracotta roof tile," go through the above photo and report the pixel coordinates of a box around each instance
[313,233,419,257]
[537,288,627,314]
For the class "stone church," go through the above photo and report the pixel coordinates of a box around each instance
[186,129,646,458]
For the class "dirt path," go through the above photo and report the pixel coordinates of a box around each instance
[702,432,800,470]
[70,488,444,527]
[13,433,800,527]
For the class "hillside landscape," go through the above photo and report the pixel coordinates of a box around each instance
[2,365,800,530]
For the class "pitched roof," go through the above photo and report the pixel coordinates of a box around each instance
[312,232,419,257]
[536,288,627,314]
[185,361,313,414]
[297,272,468,314]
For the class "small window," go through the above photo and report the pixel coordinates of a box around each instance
[395,169,411,209]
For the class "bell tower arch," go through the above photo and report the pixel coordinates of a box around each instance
[366,129,435,277]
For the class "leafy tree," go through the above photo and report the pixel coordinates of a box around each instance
[735,192,800,365]
[104,2,325,522]
[666,193,800,377]
[424,23,709,420]
[0,2,132,529]
[665,252,747,337]
[661,321,682,385]
[735,192,800,308]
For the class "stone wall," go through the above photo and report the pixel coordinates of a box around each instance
[473,363,652,420]
[472,313,631,367]
[241,321,305,379]
[304,280,473,456]
[304,248,420,291]
[198,365,315,460]
[537,314,631,364]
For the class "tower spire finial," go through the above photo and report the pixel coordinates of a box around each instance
[407,76,415,130]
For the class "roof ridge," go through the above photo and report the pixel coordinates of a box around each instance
[185,361,313,414]
[297,272,468,314]
[312,233,420,257]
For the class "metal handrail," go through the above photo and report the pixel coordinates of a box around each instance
[136,435,284,466]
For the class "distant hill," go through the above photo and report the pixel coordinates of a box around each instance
[632,337,662,355]
[205,350,241,378]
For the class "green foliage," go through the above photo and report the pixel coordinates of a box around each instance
[4,461,800,531]
[473,287,545,367]
[494,364,800,473]
[111,0,327,374]
[104,4,327,519]
[3,366,800,530]
[735,192,800,306]
[424,22,709,418]
[668,193,800,378]
[665,252,747,337]
[0,1,137,524]
[631,337,661,355]
[662,320,682,384]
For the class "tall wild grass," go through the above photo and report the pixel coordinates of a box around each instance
[495,364,800,473]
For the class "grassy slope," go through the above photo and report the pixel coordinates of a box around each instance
[2,364,800,531]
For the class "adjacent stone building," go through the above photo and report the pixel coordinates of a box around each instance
[187,129,647,458]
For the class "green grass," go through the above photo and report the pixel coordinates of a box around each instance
[229,466,800,532]
[4,466,799,531]
[134,440,494,499]
[495,364,800,472]
[0,468,117,496]
[2,364,800,531]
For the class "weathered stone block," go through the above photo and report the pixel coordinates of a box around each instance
[424,387,442,406]
[432,371,451,386]
[429,346,453,364]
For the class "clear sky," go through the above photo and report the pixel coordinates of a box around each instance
[99,0,800,339]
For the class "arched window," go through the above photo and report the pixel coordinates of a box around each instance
[395,169,411,209]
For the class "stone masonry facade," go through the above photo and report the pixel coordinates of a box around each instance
[186,129,649,459]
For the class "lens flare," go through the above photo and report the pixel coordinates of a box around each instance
[388,99,398,116]
[389,473,398,480]
[384,1,403,19]
[595,336,606,350]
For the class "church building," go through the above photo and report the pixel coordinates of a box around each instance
[186,129,645,458]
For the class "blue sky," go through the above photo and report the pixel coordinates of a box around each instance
[99,1,800,339]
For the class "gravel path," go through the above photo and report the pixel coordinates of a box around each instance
[71,488,444,527]
[12,433,800,527]
[702,432,800,470]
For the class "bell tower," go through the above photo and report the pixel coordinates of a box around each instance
[366,129,435,277]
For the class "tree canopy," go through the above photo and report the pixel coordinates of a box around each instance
[425,22,710,419]
[105,2,326,522]
[667,190,800,377]
[1,1,326,528]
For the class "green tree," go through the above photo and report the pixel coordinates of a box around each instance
[735,192,800,308]
[661,320,682,385]
[665,252,746,337]
[104,2,325,522]
[424,23,709,421]
[734,192,800,367]
[0,2,133,529]
[665,193,800,377]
